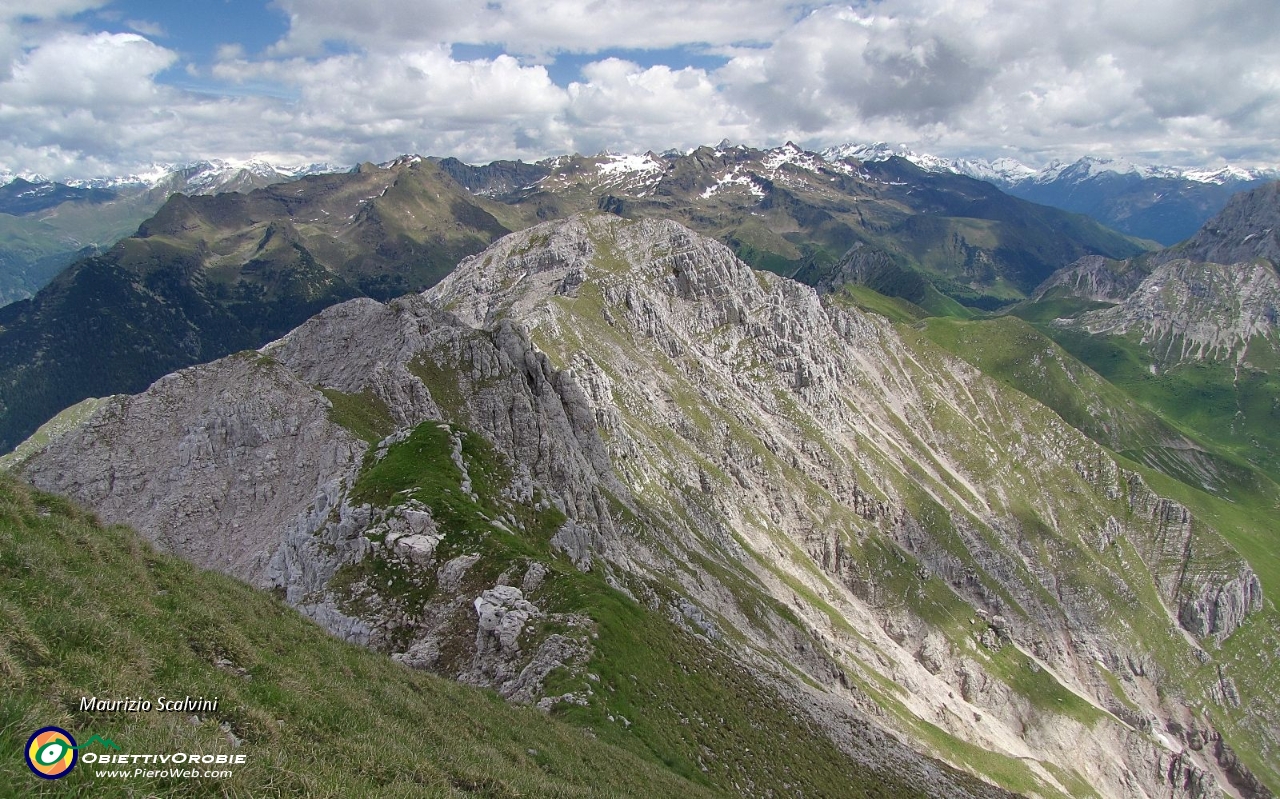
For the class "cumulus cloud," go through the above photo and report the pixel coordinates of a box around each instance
[212,47,570,163]
[1,0,1278,177]
[563,59,753,153]
[3,32,175,106]
[714,0,1280,164]
[0,32,183,174]
[267,0,805,57]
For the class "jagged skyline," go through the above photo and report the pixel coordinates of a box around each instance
[1,0,1278,179]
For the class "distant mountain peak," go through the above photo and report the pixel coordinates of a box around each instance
[820,143,1039,184]
[3,158,349,192]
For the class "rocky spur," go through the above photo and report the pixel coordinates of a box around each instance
[79,696,220,713]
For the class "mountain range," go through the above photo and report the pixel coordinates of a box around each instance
[0,160,339,306]
[839,143,1279,246]
[5,143,1271,310]
[0,143,1159,454]
[2,141,1279,797]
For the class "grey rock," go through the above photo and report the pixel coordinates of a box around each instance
[474,586,540,654]
[438,554,481,594]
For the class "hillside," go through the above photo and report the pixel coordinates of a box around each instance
[0,162,335,307]
[0,474,726,797]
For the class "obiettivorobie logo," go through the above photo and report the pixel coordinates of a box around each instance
[23,726,243,781]
[24,729,121,780]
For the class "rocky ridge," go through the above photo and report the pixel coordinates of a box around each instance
[15,215,1275,798]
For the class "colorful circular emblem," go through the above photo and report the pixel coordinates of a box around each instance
[25,727,77,780]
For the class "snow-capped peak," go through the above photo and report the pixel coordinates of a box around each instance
[822,142,915,162]
[821,144,1276,187]
[378,154,424,170]
[1,170,55,186]
[1171,165,1269,185]
[10,159,347,192]
[1029,156,1280,186]
[822,143,1037,184]
[762,141,825,174]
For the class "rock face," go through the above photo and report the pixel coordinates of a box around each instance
[1180,181,1280,266]
[18,352,366,585]
[1067,258,1280,362]
[1034,254,1153,304]
[18,214,1275,798]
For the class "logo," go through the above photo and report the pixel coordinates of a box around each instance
[25,727,77,780]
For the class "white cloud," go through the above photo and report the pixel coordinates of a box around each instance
[563,59,752,153]
[211,47,569,162]
[712,0,1280,165]
[0,32,185,175]
[1,0,1279,177]
[267,0,805,57]
[2,32,175,106]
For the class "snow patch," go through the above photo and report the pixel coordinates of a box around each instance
[595,153,662,177]
[701,168,765,199]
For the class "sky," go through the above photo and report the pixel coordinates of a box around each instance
[0,0,1277,179]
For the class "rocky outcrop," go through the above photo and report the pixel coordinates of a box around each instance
[1180,573,1264,642]
[1041,182,1280,365]
[1123,471,1263,641]
[21,352,365,587]
[1033,254,1151,304]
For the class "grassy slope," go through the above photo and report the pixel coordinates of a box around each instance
[0,475,722,798]
[919,315,1268,496]
[1042,326,1280,482]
